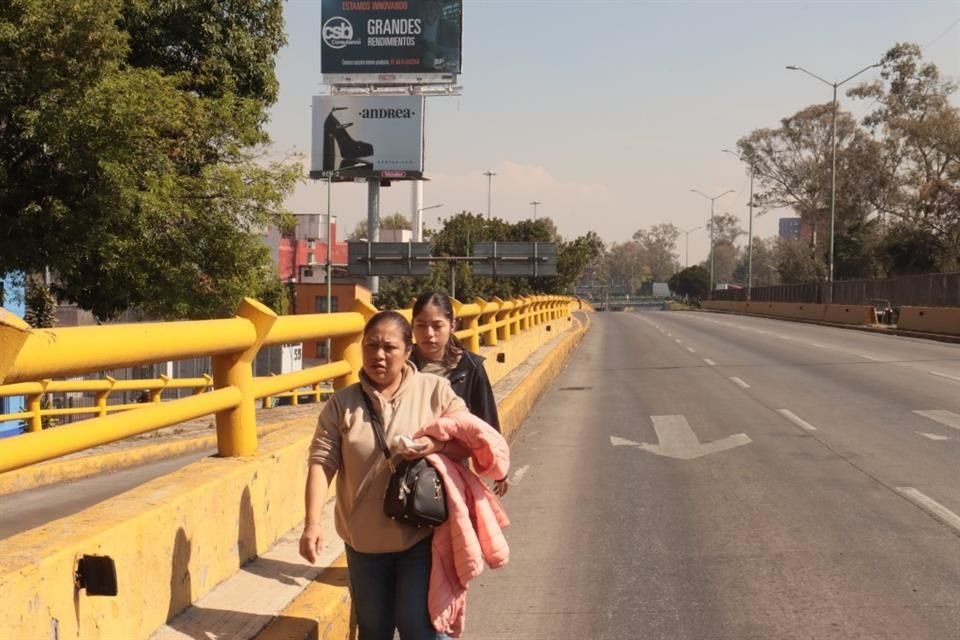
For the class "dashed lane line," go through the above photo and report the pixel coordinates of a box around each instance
[897,487,960,535]
[777,409,818,431]
[913,410,960,431]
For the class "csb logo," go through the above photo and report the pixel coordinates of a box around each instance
[322,17,354,49]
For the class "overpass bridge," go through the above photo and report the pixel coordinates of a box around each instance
[5,302,960,638]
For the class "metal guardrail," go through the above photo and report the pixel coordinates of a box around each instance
[0,295,576,473]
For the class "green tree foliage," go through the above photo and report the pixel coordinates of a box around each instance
[372,212,598,309]
[733,237,780,287]
[23,276,57,328]
[775,239,823,284]
[850,42,960,267]
[879,223,946,276]
[0,0,298,320]
[737,103,888,275]
[349,213,412,240]
[633,223,680,282]
[668,266,710,301]
[706,213,744,246]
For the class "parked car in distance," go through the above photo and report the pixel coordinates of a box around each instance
[869,298,895,324]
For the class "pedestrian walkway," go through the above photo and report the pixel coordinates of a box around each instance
[151,315,586,640]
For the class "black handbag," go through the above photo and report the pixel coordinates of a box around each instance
[362,393,448,528]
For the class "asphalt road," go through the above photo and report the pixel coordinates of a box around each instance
[468,309,960,640]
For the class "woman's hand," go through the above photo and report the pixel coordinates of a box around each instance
[493,477,509,497]
[398,436,444,460]
[299,522,323,564]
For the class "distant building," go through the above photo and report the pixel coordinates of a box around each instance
[779,217,814,242]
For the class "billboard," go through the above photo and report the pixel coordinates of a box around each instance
[310,95,425,181]
[320,0,463,79]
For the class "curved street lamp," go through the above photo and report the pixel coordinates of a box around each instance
[690,189,734,297]
[682,225,702,268]
[786,62,881,302]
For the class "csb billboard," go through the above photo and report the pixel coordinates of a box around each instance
[320,0,462,79]
[310,95,425,181]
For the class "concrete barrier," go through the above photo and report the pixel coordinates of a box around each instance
[897,306,960,335]
[0,315,589,639]
[823,305,878,325]
[708,300,879,326]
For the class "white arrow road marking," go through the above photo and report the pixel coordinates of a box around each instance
[611,415,751,460]
[778,409,817,431]
[730,376,750,388]
[897,487,960,534]
[510,465,530,485]
[914,410,960,431]
[918,432,950,441]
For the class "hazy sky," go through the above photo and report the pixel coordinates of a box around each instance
[269,0,960,265]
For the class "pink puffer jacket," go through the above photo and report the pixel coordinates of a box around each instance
[414,412,511,638]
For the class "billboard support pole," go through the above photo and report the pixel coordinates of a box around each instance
[367,179,381,296]
[411,180,424,242]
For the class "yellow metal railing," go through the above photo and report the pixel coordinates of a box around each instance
[0,295,579,473]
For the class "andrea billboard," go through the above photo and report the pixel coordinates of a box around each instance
[310,95,425,181]
[320,0,462,76]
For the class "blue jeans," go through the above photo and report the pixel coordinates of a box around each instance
[345,537,449,640]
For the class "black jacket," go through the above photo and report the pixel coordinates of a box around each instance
[411,350,501,433]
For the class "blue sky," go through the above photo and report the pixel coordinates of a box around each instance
[269,0,960,265]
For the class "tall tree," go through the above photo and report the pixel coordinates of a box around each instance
[737,103,888,276]
[633,223,680,281]
[0,0,298,320]
[850,42,960,268]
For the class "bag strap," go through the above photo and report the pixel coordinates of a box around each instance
[361,390,394,468]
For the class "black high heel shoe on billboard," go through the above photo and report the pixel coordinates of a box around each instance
[323,107,374,172]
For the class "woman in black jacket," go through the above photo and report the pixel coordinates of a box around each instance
[410,291,509,496]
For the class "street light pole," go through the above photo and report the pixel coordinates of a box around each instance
[682,226,702,268]
[529,200,542,220]
[483,171,496,220]
[691,189,734,298]
[415,203,443,241]
[786,62,880,303]
[722,149,755,301]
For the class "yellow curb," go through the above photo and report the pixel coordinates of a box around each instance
[0,416,311,496]
[256,555,354,640]
[255,313,591,639]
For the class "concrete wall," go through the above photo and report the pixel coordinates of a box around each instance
[704,301,877,326]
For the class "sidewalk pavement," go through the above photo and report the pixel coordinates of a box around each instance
[151,313,588,640]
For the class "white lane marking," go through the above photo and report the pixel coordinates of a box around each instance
[858,354,882,361]
[930,371,960,383]
[914,410,960,431]
[674,339,683,344]
[778,409,818,431]
[686,347,696,353]
[897,487,960,534]
[730,376,751,389]
[704,358,716,366]
[918,432,950,441]
[810,343,828,348]
[667,333,673,337]
[510,465,530,485]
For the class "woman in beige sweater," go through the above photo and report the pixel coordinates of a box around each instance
[299,310,470,639]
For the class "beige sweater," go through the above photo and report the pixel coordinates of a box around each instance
[309,363,467,553]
